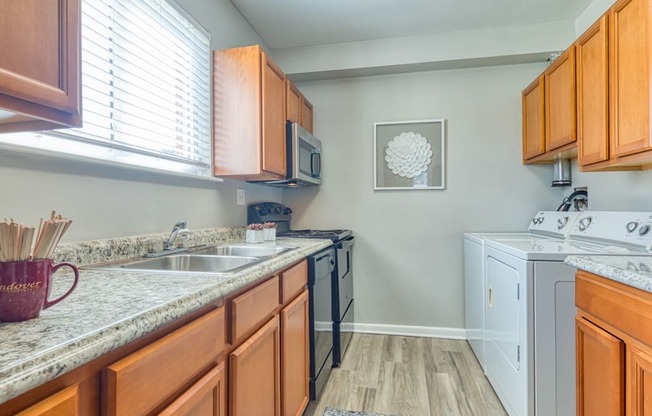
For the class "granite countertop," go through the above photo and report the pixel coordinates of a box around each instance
[565,255,652,294]
[0,228,332,405]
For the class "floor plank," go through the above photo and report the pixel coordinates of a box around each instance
[306,333,507,416]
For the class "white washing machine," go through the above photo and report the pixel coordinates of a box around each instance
[482,211,652,416]
[463,211,581,373]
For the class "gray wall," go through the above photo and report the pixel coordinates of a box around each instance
[284,64,567,332]
[0,0,282,243]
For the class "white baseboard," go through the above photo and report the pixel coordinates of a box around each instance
[347,322,467,340]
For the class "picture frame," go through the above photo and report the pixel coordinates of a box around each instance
[373,119,446,190]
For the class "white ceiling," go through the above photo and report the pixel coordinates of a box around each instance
[229,0,594,50]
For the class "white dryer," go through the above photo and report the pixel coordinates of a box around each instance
[482,211,652,416]
[463,211,580,373]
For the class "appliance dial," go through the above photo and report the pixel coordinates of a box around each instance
[283,207,293,215]
[259,207,271,216]
[274,206,283,214]
[557,217,569,230]
[578,217,592,231]
[639,224,651,236]
[626,221,639,233]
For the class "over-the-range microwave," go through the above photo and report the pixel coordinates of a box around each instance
[262,122,322,187]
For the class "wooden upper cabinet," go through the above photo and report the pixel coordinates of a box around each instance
[610,0,651,158]
[286,80,302,124]
[262,53,287,177]
[213,45,287,181]
[301,98,313,134]
[0,0,82,132]
[286,79,314,133]
[545,46,577,152]
[577,15,610,168]
[522,75,546,161]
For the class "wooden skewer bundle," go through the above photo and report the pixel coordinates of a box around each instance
[0,211,72,262]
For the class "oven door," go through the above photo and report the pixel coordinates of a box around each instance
[334,236,354,321]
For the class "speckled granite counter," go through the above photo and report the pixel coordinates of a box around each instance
[565,255,652,294]
[0,228,332,405]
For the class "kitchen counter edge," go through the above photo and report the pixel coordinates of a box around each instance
[565,255,652,294]
[0,237,332,405]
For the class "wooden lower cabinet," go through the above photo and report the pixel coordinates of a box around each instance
[281,290,310,416]
[575,270,652,415]
[159,362,226,416]
[15,385,79,416]
[576,316,625,416]
[0,258,310,416]
[229,315,281,416]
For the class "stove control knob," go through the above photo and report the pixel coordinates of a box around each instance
[259,207,271,216]
[639,224,651,236]
[274,206,283,214]
[283,207,293,215]
[627,221,639,233]
[578,216,592,232]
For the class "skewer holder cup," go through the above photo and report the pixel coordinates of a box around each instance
[0,259,79,322]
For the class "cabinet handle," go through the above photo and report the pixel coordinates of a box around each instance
[488,287,493,308]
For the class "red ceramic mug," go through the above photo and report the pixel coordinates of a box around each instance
[0,259,79,322]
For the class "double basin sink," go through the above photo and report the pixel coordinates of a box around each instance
[88,244,296,275]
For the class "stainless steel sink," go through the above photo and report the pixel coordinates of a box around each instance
[188,244,294,258]
[90,254,260,274]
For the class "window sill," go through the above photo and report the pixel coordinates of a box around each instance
[0,138,224,184]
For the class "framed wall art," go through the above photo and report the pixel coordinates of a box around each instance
[373,119,446,190]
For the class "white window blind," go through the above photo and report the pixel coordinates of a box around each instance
[2,0,212,177]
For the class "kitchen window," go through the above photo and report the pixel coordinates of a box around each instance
[0,0,213,179]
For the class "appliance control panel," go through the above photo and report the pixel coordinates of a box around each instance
[527,211,582,238]
[569,211,652,251]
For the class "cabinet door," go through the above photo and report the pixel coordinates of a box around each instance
[0,0,81,130]
[15,385,79,416]
[522,75,545,161]
[545,46,577,152]
[280,290,309,416]
[610,0,651,157]
[158,362,226,416]
[105,308,225,416]
[286,80,302,124]
[261,52,286,177]
[301,98,313,133]
[229,315,281,416]
[576,316,625,416]
[629,346,652,416]
[577,15,610,167]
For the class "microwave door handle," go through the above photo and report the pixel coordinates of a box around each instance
[311,152,321,178]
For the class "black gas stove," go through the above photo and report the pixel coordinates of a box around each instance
[248,202,355,401]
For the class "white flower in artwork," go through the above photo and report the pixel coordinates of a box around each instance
[384,131,433,178]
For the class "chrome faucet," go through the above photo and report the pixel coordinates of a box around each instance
[163,221,190,250]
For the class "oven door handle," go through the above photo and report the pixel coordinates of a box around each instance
[336,236,355,249]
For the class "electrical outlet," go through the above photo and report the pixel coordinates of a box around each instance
[236,189,245,206]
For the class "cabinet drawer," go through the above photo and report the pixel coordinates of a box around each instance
[576,270,652,346]
[16,384,79,416]
[280,260,308,304]
[231,276,281,345]
[104,307,225,416]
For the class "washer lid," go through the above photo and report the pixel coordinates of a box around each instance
[483,237,639,261]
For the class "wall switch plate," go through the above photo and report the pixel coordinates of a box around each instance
[236,189,245,206]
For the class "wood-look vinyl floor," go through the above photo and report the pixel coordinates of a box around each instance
[305,333,507,416]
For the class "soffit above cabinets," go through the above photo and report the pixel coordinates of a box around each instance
[229,0,594,50]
